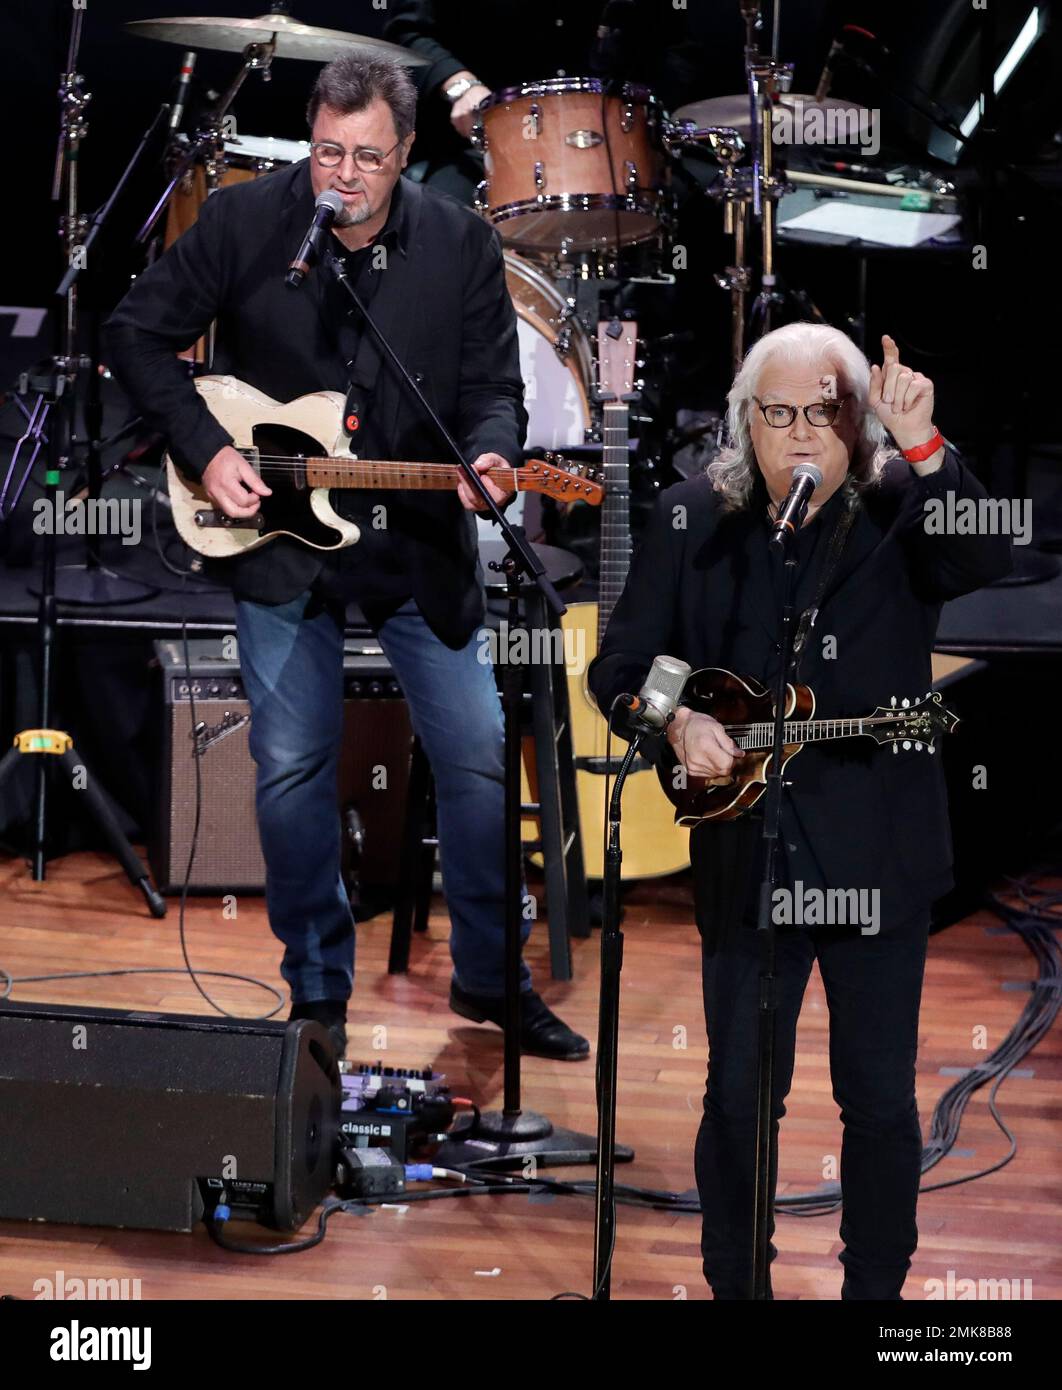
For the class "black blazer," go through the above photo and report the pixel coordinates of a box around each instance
[588,450,1013,927]
[104,160,527,648]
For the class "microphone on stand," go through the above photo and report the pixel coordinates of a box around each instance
[620,655,692,733]
[285,189,344,288]
[814,35,846,103]
[769,463,822,546]
[168,51,197,133]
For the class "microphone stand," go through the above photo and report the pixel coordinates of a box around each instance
[326,250,609,1169]
[592,712,662,1298]
[749,513,804,1299]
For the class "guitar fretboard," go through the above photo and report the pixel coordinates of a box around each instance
[597,404,632,649]
[303,459,519,491]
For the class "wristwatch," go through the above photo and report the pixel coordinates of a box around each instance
[444,76,478,103]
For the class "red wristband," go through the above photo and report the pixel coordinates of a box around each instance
[901,430,944,463]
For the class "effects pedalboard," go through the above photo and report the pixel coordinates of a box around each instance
[338,1061,456,1163]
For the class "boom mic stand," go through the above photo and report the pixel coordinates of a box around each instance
[326,250,610,1169]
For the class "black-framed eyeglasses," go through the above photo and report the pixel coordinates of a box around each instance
[753,396,849,428]
[309,138,403,173]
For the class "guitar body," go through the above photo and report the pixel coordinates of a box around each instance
[658,668,813,825]
[166,376,359,559]
[521,601,691,879]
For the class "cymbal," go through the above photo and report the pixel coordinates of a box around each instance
[127,12,428,65]
[674,94,869,139]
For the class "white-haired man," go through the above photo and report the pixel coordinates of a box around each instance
[588,325,1012,1299]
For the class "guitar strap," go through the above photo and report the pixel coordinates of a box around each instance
[790,500,859,679]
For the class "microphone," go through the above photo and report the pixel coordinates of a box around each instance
[814,36,845,103]
[168,50,197,133]
[621,655,692,733]
[285,189,345,289]
[769,463,822,546]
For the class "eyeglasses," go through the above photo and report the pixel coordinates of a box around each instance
[754,397,849,429]
[309,138,403,173]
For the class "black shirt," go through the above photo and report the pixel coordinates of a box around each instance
[313,180,415,617]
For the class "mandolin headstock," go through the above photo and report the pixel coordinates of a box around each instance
[868,691,960,755]
[523,453,605,505]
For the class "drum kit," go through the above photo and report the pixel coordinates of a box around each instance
[53,1,954,500]
[122,1,923,462]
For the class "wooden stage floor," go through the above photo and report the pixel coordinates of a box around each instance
[0,850,1059,1302]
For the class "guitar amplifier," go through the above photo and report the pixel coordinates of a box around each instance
[150,637,413,894]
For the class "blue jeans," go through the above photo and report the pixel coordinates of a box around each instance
[695,916,930,1299]
[235,590,532,1005]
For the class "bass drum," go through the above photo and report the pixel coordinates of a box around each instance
[478,252,592,538]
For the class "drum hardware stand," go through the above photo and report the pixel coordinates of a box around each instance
[745,59,792,346]
[19,7,159,610]
[136,35,277,251]
[326,250,610,1170]
[0,5,166,915]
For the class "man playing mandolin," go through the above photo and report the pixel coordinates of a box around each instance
[105,53,590,1063]
[588,324,1012,1299]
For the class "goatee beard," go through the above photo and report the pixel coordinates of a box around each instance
[335,199,372,229]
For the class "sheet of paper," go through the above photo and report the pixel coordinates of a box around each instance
[778,201,962,248]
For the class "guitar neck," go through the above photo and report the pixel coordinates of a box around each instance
[303,459,519,490]
[597,402,631,647]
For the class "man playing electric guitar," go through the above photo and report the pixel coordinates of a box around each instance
[588,325,1012,1298]
[105,53,589,1062]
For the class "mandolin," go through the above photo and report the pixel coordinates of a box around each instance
[657,667,959,824]
[166,375,603,559]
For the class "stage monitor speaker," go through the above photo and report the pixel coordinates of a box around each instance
[0,1001,340,1233]
[150,637,413,894]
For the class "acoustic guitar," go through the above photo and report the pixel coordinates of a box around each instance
[527,321,692,880]
[166,375,603,559]
[657,666,959,824]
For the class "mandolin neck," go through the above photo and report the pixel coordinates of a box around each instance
[727,715,896,751]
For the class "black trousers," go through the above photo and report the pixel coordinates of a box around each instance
[695,912,930,1300]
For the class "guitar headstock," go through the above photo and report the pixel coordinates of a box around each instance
[523,453,604,505]
[595,318,640,403]
[868,691,960,755]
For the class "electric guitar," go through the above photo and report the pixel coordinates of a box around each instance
[657,667,960,824]
[166,375,603,559]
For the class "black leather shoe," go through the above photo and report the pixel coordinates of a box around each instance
[289,1000,347,1059]
[449,983,590,1061]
